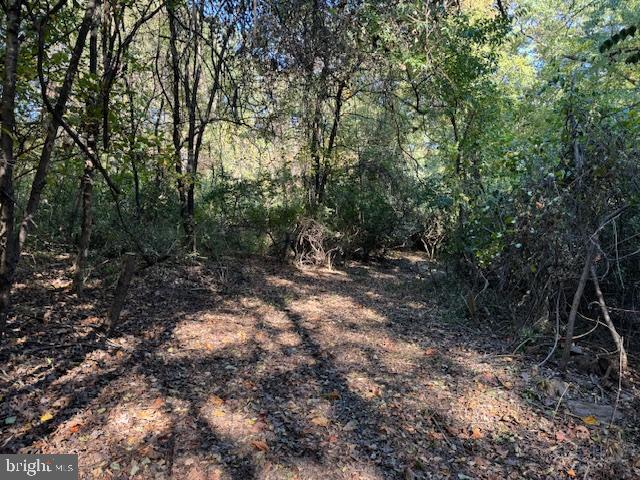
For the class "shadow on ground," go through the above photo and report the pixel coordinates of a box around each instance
[1,251,637,479]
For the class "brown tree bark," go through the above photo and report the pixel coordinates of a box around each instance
[560,240,596,370]
[166,0,188,241]
[106,252,136,333]
[0,0,23,334]
[73,6,100,294]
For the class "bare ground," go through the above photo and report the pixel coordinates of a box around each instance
[1,251,639,479]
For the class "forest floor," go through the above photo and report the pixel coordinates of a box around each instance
[1,250,639,480]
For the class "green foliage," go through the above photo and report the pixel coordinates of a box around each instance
[4,0,638,342]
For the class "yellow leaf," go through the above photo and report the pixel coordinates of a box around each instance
[40,412,54,423]
[582,415,599,426]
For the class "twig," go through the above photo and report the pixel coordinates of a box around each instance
[553,383,570,418]
[512,337,532,355]
[610,345,623,428]
[590,265,628,372]
[428,413,455,449]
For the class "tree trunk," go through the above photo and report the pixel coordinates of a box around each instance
[166,0,188,241]
[560,240,596,370]
[0,0,23,334]
[318,81,345,205]
[32,0,98,250]
[73,8,100,294]
[106,252,136,333]
[310,97,322,206]
[73,160,95,294]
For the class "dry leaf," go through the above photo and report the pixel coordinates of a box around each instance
[567,467,576,478]
[343,420,357,431]
[326,390,341,401]
[470,426,483,439]
[574,425,590,440]
[137,410,153,419]
[40,412,54,423]
[251,440,268,452]
[582,415,599,426]
[211,408,225,417]
[311,416,329,427]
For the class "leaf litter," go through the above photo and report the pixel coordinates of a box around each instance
[0,250,638,479]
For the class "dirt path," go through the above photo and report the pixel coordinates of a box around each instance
[1,252,638,479]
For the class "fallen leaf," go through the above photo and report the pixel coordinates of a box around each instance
[251,420,267,432]
[326,390,341,401]
[555,431,567,442]
[40,412,54,423]
[574,425,590,440]
[311,416,329,427]
[479,373,498,386]
[69,423,80,433]
[496,446,509,458]
[4,416,17,425]
[424,347,438,356]
[343,420,357,431]
[130,461,140,476]
[137,410,153,419]
[251,440,268,452]
[582,415,599,426]
[567,467,576,477]
[470,426,483,439]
